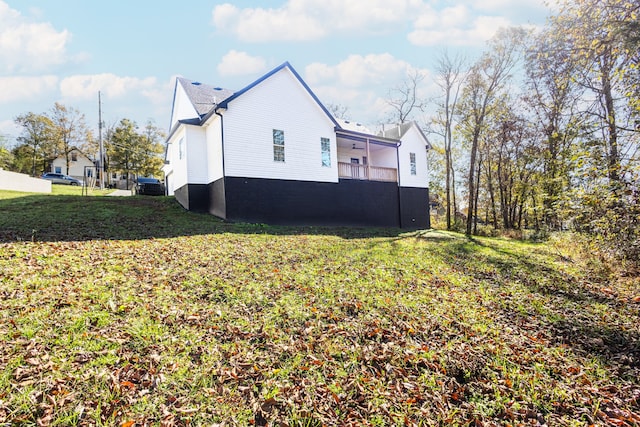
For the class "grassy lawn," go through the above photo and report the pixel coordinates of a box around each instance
[0,190,638,426]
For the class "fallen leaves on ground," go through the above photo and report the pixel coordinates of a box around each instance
[0,199,638,425]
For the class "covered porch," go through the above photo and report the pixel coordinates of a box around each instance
[336,129,399,183]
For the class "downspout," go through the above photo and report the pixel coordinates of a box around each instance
[214,108,226,179]
[214,108,226,219]
[396,140,402,228]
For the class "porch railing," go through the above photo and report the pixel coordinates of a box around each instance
[338,162,398,183]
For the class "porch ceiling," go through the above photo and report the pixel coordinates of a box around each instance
[336,137,393,152]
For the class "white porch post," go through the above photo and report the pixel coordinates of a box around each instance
[366,137,371,180]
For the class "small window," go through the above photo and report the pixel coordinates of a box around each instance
[55,166,62,174]
[273,129,285,162]
[178,138,184,160]
[321,137,331,167]
[410,152,417,175]
[71,152,77,162]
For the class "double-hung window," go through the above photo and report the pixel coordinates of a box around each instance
[410,152,417,175]
[321,137,331,167]
[273,129,285,162]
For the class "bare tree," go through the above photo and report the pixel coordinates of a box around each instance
[458,28,526,235]
[326,103,350,120]
[384,69,428,124]
[432,50,466,229]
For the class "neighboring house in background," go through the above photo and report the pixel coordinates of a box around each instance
[48,148,96,184]
[107,171,136,190]
[162,62,431,229]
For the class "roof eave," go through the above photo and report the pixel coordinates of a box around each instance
[335,127,401,146]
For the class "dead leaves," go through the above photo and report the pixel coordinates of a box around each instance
[1,230,639,426]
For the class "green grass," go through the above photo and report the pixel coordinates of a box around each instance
[0,189,638,426]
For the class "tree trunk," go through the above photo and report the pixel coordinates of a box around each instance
[601,52,620,184]
[486,158,498,229]
[466,129,481,235]
[473,156,482,235]
[445,148,452,229]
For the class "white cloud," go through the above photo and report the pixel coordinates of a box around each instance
[462,0,549,13]
[217,51,267,77]
[0,119,21,143]
[408,4,513,46]
[0,75,58,103]
[212,0,548,47]
[212,0,423,42]
[306,54,414,88]
[59,74,158,100]
[0,1,72,73]
[305,54,432,124]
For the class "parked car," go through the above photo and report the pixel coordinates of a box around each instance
[134,177,165,196]
[41,173,82,186]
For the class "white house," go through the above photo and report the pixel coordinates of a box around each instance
[163,62,431,228]
[48,148,96,182]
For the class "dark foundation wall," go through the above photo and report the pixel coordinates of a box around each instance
[223,177,402,227]
[207,178,226,219]
[398,187,430,229]
[173,184,210,213]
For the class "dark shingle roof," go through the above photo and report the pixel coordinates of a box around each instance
[177,77,234,117]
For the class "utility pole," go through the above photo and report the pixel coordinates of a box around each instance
[98,91,105,189]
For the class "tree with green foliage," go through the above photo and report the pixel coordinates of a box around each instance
[139,120,166,177]
[49,103,92,175]
[14,112,55,176]
[545,0,639,261]
[524,26,584,230]
[107,119,165,189]
[458,28,526,235]
[0,135,13,170]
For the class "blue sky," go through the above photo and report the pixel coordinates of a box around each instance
[0,0,552,145]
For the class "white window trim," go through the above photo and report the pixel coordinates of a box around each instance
[410,152,417,175]
[273,129,285,163]
[321,137,331,167]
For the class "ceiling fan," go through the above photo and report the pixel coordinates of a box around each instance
[352,143,365,150]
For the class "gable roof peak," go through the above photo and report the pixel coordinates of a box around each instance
[213,61,339,127]
[176,77,234,117]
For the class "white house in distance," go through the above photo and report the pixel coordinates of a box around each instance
[162,62,431,229]
[48,148,96,182]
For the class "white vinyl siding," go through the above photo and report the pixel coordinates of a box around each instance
[185,126,208,184]
[206,116,224,182]
[163,128,187,195]
[220,67,338,183]
[170,83,199,129]
[163,124,209,194]
[397,124,429,188]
